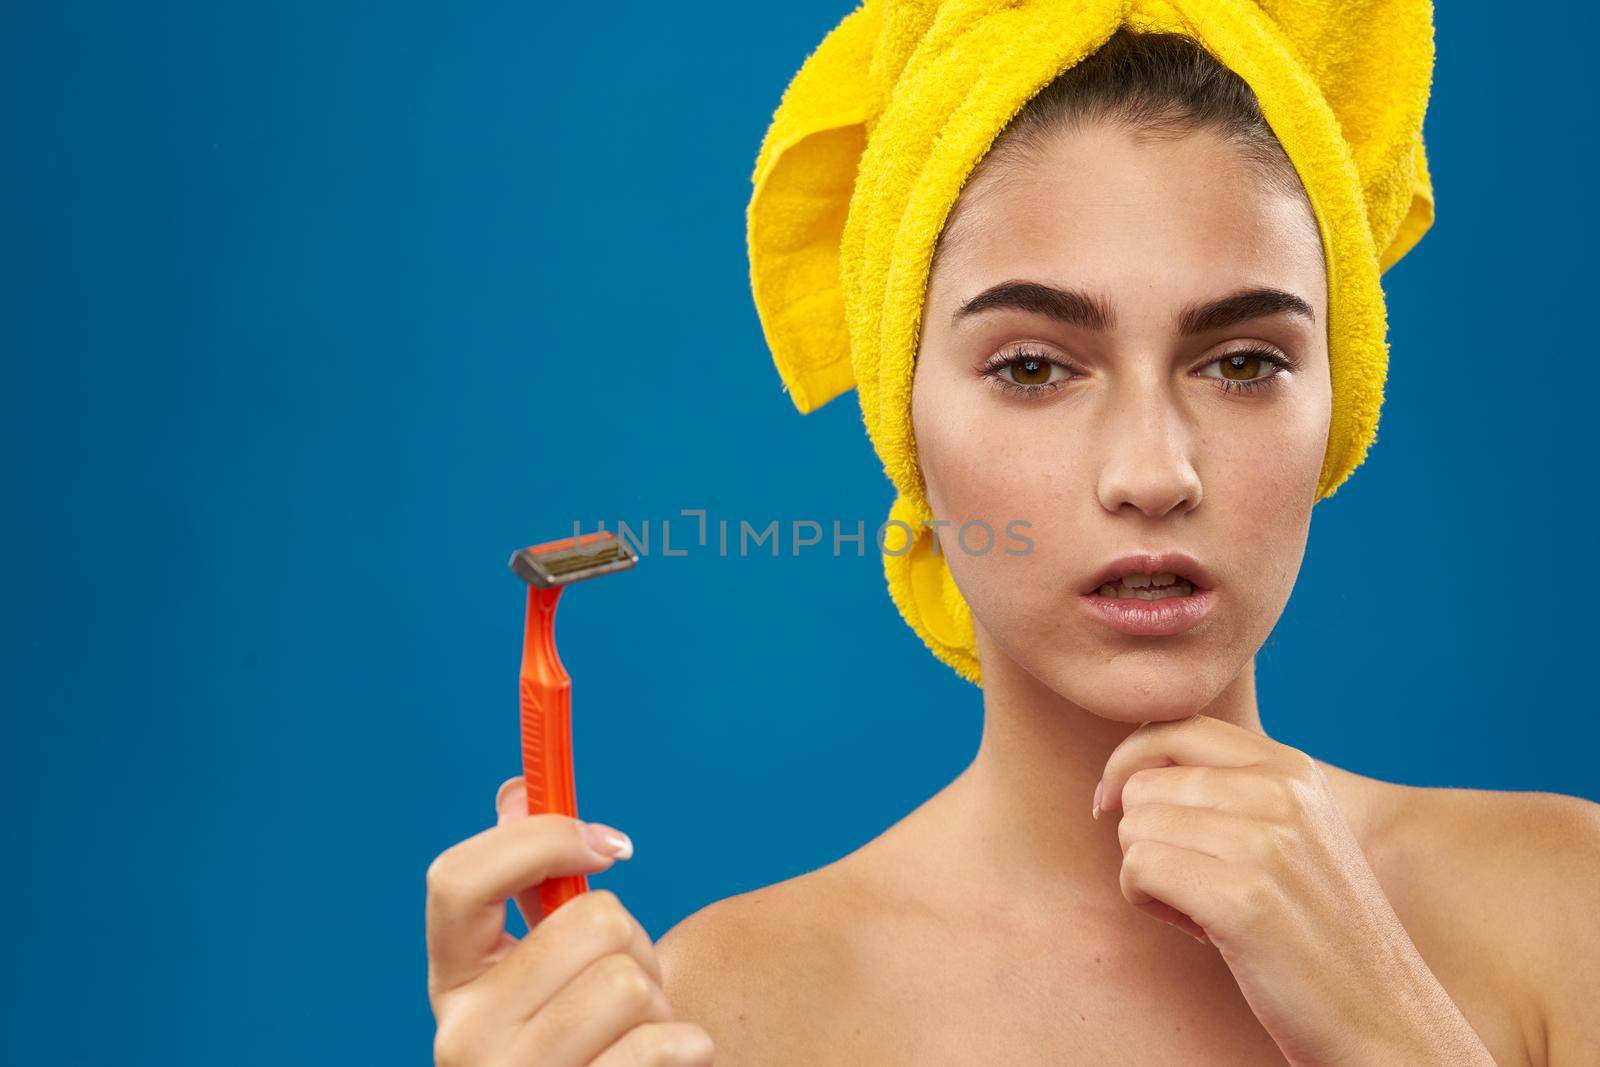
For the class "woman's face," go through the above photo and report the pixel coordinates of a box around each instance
[912,121,1331,721]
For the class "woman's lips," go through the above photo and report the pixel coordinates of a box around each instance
[1078,586,1216,636]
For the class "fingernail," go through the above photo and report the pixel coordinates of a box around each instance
[1091,780,1103,820]
[582,821,634,861]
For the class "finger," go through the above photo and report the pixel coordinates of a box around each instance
[513,951,673,1066]
[1133,896,1191,928]
[426,811,623,997]
[495,775,524,815]
[590,1023,716,1067]
[496,777,547,930]
[1132,898,1210,944]
[1116,800,1267,863]
[1118,837,1238,933]
[1119,765,1292,820]
[1098,714,1276,817]
[474,887,663,1019]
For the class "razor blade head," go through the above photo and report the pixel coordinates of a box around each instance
[509,530,639,588]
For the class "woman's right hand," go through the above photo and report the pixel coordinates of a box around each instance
[425,777,715,1066]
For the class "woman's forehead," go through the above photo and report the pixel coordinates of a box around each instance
[932,125,1325,318]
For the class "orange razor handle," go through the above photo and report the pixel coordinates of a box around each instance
[519,583,588,915]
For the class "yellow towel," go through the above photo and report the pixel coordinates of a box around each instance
[747,0,1435,685]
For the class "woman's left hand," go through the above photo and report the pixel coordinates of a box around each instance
[1094,714,1495,1067]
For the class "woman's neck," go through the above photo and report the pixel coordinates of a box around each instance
[918,640,1268,907]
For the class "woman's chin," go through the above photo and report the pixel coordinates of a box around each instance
[1044,661,1229,723]
[979,615,1245,719]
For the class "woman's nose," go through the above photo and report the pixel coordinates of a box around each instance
[1094,392,1203,518]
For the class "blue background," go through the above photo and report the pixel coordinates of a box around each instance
[5,2,1594,1063]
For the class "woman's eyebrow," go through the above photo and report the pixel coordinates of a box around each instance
[1177,286,1316,335]
[953,280,1114,330]
[952,280,1316,334]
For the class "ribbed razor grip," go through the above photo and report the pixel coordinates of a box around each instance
[520,584,588,916]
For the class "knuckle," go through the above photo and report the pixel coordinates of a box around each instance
[432,1013,476,1067]
[599,953,658,1012]
[1258,821,1293,863]
[622,1023,716,1067]
[582,890,636,948]
[1285,771,1319,812]
[1120,809,1171,851]
[1233,870,1278,920]
[1121,769,1152,808]
[1122,837,1152,874]
[1117,850,1143,903]
[619,1024,675,1066]
[674,1025,717,1066]
[1116,802,1155,851]
[425,852,461,903]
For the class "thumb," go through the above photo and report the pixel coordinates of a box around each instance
[495,776,528,825]
[493,776,546,930]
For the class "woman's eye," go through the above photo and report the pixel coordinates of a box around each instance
[997,355,1067,387]
[1213,351,1269,381]
[1199,348,1292,393]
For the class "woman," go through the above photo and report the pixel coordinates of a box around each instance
[425,13,1600,1067]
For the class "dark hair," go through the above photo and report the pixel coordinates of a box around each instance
[935,29,1312,261]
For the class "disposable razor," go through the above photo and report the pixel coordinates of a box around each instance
[508,529,639,915]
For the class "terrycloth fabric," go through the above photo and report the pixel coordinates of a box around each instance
[747,0,1436,686]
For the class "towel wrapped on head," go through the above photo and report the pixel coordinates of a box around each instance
[746,0,1436,685]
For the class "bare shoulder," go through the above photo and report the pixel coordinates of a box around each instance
[1375,780,1600,1066]
[655,866,865,1065]
[1386,782,1600,911]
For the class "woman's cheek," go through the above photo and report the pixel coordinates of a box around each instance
[1203,409,1323,641]
[932,433,1081,646]
[924,405,1059,549]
